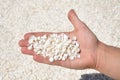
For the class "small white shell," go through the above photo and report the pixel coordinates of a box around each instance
[44,40,50,47]
[72,36,77,41]
[58,55,62,60]
[68,39,72,43]
[41,35,47,39]
[70,56,74,60]
[34,48,39,52]
[63,34,68,40]
[37,37,40,40]
[36,51,41,55]
[33,42,39,48]
[49,57,54,62]
[55,51,58,55]
[63,54,68,58]
[54,56,59,60]
[75,42,79,47]
[62,56,66,61]
[28,35,36,44]
[27,44,33,50]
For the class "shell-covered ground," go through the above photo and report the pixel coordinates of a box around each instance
[0,0,120,80]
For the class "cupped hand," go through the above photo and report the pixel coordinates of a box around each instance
[19,9,99,69]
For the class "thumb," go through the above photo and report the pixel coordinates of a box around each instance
[68,9,86,30]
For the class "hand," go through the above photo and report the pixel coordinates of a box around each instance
[19,9,99,69]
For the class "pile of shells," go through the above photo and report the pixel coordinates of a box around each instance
[27,33,80,62]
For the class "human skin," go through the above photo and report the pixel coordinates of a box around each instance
[19,9,120,79]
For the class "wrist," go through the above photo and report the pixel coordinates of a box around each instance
[95,41,108,70]
[95,41,120,79]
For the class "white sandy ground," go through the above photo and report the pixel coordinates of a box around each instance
[0,0,120,80]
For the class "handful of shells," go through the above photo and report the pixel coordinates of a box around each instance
[28,33,81,62]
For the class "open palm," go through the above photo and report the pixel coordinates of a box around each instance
[19,10,99,69]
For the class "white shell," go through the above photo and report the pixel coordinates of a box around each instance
[70,56,74,60]
[27,44,33,50]
[63,54,68,58]
[62,57,66,61]
[33,42,39,48]
[36,51,41,55]
[49,57,54,62]
[28,35,36,44]
[76,43,79,47]
[63,34,68,40]
[72,36,77,41]
[41,35,47,39]
[44,40,50,47]
[54,56,58,60]
[37,37,40,40]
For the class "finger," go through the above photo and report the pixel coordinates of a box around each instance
[19,39,28,47]
[68,9,86,30]
[21,47,34,55]
[33,54,63,66]
[33,54,44,63]
[24,32,71,40]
